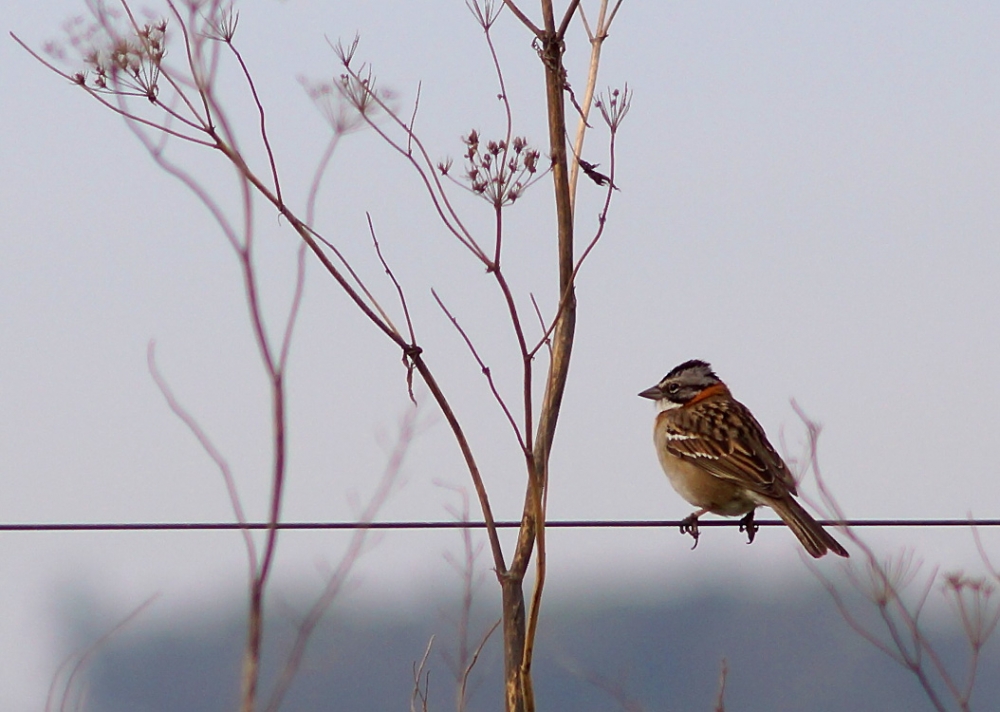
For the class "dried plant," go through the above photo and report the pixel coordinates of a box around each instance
[793,404,1000,712]
[17,2,630,711]
[411,636,435,712]
[437,483,501,712]
[46,595,159,712]
[441,131,544,206]
[713,658,728,712]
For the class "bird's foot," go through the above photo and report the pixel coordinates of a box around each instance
[739,509,759,544]
[679,513,701,550]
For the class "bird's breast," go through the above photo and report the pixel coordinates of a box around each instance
[653,425,755,516]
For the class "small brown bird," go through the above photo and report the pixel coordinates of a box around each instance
[639,359,848,558]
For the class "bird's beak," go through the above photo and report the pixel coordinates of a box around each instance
[638,384,663,400]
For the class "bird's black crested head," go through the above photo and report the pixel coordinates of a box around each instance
[664,359,717,382]
[639,359,721,406]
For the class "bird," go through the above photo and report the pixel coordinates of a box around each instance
[639,359,848,558]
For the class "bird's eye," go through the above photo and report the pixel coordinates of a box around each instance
[666,383,680,394]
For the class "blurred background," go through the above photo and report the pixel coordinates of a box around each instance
[3,1,1000,709]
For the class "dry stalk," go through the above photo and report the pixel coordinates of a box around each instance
[568,0,625,205]
[46,595,159,712]
[262,407,420,712]
[21,3,628,711]
[713,658,728,712]
[437,482,502,712]
[411,636,435,712]
[793,404,1000,712]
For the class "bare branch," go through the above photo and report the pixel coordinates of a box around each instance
[11,32,212,145]
[223,36,283,204]
[47,595,159,712]
[411,636,435,712]
[262,406,419,712]
[333,53,488,261]
[973,522,1000,585]
[795,404,995,712]
[713,658,728,712]
[147,341,256,568]
[529,293,553,359]
[407,81,422,156]
[368,214,420,400]
[23,6,635,712]
[556,0,582,40]
[530,94,626,357]
[460,618,501,711]
[369,214,417,349]
[307,228,404,339]
[433,289,526,448]
[278,242,308,372]
[304,133,343,222]
[567,0,625,204]
[501,0,543,36]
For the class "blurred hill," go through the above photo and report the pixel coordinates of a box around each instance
[64,583,997,711]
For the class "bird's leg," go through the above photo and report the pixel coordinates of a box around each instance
[739,508,759,544]
[679,509,708,550]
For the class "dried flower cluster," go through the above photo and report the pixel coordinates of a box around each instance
[440,130,542,207]
[300,75,384,135]
[943,572,1000,650]
[62,15,167,101]
[325,37,396,128]
[595,84,632,131]
[336,71,393,122]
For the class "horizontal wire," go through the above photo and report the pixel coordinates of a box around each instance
[1,519,999,532]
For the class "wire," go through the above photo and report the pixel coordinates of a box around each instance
[1,519,998,532]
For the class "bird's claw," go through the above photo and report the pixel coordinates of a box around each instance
[739,510,759,545]
[679,514,701,550]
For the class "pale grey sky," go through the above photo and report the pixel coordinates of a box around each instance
[3,1,1000,709]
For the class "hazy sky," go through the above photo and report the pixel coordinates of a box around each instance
[4,1,1000,709]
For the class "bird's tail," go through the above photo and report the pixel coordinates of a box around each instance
[766,496,849,559]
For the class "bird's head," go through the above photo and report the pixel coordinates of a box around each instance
[638,359,722,410]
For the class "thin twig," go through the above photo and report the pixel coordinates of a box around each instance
[567,0,617,204]
[529,293,553,359]
[502,0,543,36]
[369,213,417,348]
[262,406,419,712]
[432,289,526,448]
[556,0,582,40]
[530,112,624,358]
[305,133,343,224]
[278,243,308,372]
[796,404,970,712]
[461,618,502,710]
[10,33,211,145]
[225,39,282,204]
[411,637,435,712]
[406,81,422,156]
[713,658,728,712]
[47,595,159,712]
[332,55,488,261]
[972,522,1000,584]
[147,341,256,568]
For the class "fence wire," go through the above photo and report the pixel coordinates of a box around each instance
[2,518,999,532]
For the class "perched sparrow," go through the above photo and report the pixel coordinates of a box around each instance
[639,359,848,558]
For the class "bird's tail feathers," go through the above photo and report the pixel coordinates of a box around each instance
[767,496,849,559]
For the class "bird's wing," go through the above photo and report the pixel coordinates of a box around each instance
[661,398,797,498]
